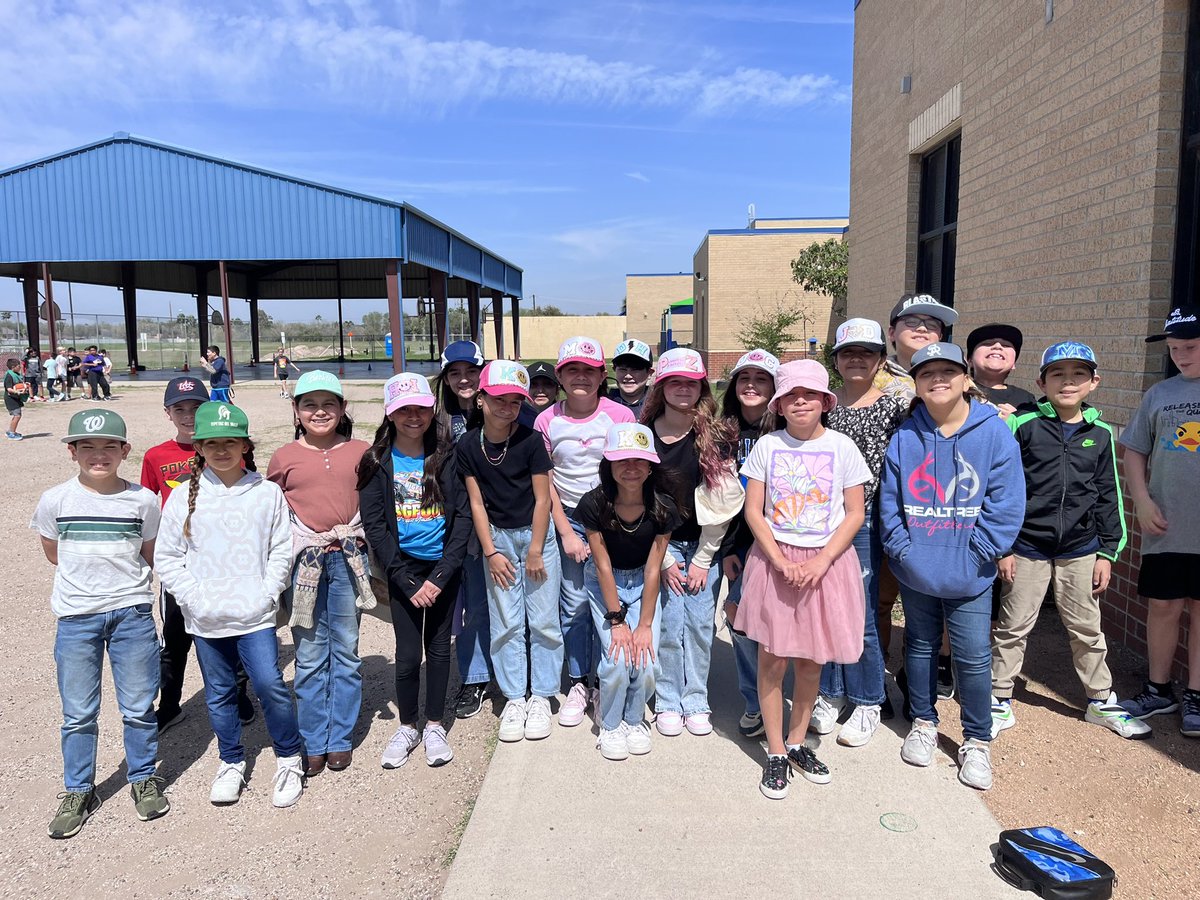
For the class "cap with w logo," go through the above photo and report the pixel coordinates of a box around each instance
[62,408,128,444]
[192,401,251,441]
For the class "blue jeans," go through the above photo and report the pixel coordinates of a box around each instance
[55,604,160,791]
[714,550,760,717]
[558,508,600,682]
[819,519,886,706]
[487,523,564,700]
[656,540,718,716]
[193,627,302,763]
[586,565,661,730]
[456,554,493,685]
[290,553,361,755]
[902,584,993,742]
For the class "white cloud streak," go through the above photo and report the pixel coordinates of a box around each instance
[624,171,650,183]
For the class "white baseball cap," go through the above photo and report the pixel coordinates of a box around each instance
[729,348,780,380]
[479,360,531,400]
[656,347,706,380]
[556,336,606,370]
[832,318,886,353]
[603,423,660,464]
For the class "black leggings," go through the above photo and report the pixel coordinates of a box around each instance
[390,556,460,725]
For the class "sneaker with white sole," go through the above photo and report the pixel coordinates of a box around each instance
[498,698,527,742]
[625,721,653,755]
[684,712,713,736]
[210,760,247,805]
[381,725,421,769]
[837,704,881,747]
[558,683,590,727]
[759,754,790,800]
[524,696,553,740]
[272,755,304,808]
[1085,692,1152,740]
[655,710,683,736]
[598,723,629,760]
[900,718,939,767]
[423,723,454,766]
[787,744,832,784]
[808,695,842,735]
[739,710,765,738]
[1181,691,1200,738]
[991,697,1016,738]
[957,738,993,790]
[1120,682,1179,719]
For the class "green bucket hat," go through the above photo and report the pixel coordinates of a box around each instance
[62,408,129,444]
[192,401,251,441]
[293,370,343,399]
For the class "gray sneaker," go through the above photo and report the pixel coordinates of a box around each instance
[48,790,101,839]
[900,718,939,767]
[130,775,170,821]
[957,738,993,790]
[1181,691,1200,738]
[423,723,454,767]
[381,725,421,769]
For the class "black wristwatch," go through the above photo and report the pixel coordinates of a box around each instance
[604,606,628,626]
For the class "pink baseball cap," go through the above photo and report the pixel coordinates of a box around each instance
[556,336,606,370]
[656,347,706,380]
[384,373,436,415]
[603,423,660,464]
[479,360,531,400]
[768,360,838,414]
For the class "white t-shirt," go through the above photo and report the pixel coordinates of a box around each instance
[30,477,160,617]
[535,398,636,508]
[741,428,871,548]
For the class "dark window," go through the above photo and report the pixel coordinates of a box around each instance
[916,134,960,309]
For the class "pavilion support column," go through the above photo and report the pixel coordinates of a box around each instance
[121,262,139,372]
[195,266,210,355]
[248,281,261,365]
[490,289,505,360]
[218,261,234,385]
[511,296,522,361]
[465,282,481,344]
[40,264,58,354]
[386,260,407,373]
[23,263,40,352]
[430,270,449,355]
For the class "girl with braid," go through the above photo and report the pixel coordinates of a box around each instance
[155,402,304,809]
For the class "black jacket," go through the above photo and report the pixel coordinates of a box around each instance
[359,450,474,601]
[1006,401,1127,562]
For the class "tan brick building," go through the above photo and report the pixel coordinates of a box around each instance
[692,217,849,376]
[849,0,1197,668]
[624,273,693,350]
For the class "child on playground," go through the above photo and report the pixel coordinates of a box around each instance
[459,360,561,743]
[154,401,304,808]
[879,343,1024,791]
[1118,305,1200,737]
[268,371,373,776]
[537,337,637,726]
[5,357,27,440]
[359,374,473,769]
[200,345,232,403]
[578,423,681,759]
[991,342,1147,739]
[31,408,169,838]
[272,346,301,398]
[609,339,654,419]
[738,361,870,798]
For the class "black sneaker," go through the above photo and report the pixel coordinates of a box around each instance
[738,710,765,738]
[237,694,256,725]
[787,744,832,784]
[454,682,487,720]
[759,755,790,799]
[156,707,186,734]
[936,655,955,700]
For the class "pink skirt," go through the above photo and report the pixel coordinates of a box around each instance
[738,542,865,663]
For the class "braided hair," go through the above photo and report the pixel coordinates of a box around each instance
[182,439,257,540]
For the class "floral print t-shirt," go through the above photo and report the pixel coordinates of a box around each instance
[827,394,907,508]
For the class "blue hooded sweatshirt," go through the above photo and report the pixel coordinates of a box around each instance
[879,398,1025,599]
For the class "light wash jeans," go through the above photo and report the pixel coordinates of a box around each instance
[558,507,600,683]
[290,552,362,755]
[486,522,564,700]
[714,549,760,717]
[456,554,493,685]
[656,539,719,716]
[819,517,886,706]
[55,604,160,792]
[193,627,303,763]
[586,564,662,730]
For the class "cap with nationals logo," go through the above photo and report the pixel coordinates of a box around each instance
[729,348,780,380]
[479,360,531,400]
[163,376,210,407]
[1145,304,1200,343]
[1039,341,1098,375]
[62,408,129,444]
[384,372,436,415]
[556,336,606,370]
[908,342,968,375]
[603,422,660,464]
[191,402,251,441]
[832,318,886,353]
[656,347,707,380]
[612,339,653,366]
[888,292,959,327]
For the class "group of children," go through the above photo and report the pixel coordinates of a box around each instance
[5,346,107,439]
[31,298,1200,836]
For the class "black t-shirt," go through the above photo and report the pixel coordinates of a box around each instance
[576,486,681,572]
[981,383,1036,408]
[456,424,553,529]
[653,428,700,541]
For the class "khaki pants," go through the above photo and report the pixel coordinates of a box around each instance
[991,553,1112,702]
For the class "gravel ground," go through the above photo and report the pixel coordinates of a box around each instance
[0,381,495,900]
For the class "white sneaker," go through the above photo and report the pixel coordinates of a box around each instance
[655,710,683,736]
[900,718,939,767]
[559,683,590,727]
[272,755,304,808]
[210,760,247,805]
[381,725,421,769]
[498,698,527,742]
[1085,692,1153,739]
[598,723,629,760]
[957,738,994,790]
[808,695,842,735]
[423,723,454,767]
[625,721,653,755]
[991,697,1016,738]
[837,704,881,747]
[524,696,552,741]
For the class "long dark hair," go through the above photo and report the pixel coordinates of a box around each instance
[355,413,450,507]
[593,458,689,533]
[720,369,777,436]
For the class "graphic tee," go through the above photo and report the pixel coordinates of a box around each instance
[391,449,445,560]
[30,477,160,617]
[140,439,197,505]
[576,487,680,571]
[457,424,554,529]
[740,429,871,548]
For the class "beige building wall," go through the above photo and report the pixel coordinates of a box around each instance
[494,314,628,362]
[624,273,693,350]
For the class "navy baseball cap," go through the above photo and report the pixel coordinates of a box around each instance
[440,340,484,369]
[1146,305,1200,343]
[889,293,959,327]
[908,342,968,374]
[164,376,210,407]
[1040,341,1098,375]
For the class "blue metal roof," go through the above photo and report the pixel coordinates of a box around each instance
[0,134,521,296]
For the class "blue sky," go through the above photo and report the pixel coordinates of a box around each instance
[0,0,852,322]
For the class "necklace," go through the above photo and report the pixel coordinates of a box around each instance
[616,510,646,533]
[481,424,514,466]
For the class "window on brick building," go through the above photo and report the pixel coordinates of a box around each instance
[916,134,960,311]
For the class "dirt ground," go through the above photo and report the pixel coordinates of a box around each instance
[0,380,494,900]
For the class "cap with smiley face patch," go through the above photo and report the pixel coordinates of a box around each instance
[557,336,606,370]
[603,422,660,464]
[384,373,436,415]
[479,360,531,400]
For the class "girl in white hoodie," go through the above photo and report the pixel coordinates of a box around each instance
[155,401,303,808]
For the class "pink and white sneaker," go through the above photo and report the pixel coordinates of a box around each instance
[684,713,713,736]
[656,710,684,736]
[559,683,590,727]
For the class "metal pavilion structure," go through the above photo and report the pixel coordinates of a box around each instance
[0,133,524,376]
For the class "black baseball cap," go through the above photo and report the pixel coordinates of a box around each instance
[967,323,1024,358]
[889,293,959,327]
[164,376,210,407]
[1146,305,1200,342]
[527,361,559,385]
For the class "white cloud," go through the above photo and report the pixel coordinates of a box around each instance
[624,171,650,183]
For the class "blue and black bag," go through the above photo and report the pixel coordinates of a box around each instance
[995,827,1116,900]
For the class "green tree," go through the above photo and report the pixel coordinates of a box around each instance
[791,238,849,319]
[360,311,389,336]
[737,303,813,359]
[538,304,569,317]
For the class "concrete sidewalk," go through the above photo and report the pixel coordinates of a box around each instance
[444,627,1021,899]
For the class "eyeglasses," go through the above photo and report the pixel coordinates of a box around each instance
[896,315,943,331]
